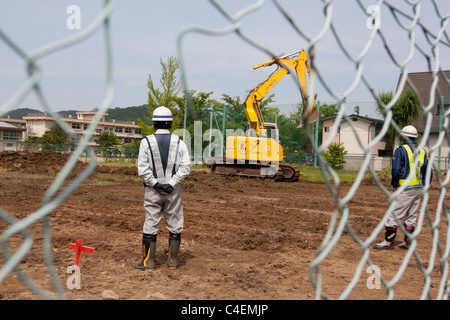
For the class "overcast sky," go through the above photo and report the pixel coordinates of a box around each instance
[1,0,450,119]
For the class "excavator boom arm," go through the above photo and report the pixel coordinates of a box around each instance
[245,49,318,135]
[245,66,290,135]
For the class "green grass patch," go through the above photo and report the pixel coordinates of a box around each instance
[297,164,372,183]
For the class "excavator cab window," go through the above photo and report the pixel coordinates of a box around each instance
[263,123,279,142]
[244,125,258,137]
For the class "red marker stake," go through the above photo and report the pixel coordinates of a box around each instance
[69,239,94,266]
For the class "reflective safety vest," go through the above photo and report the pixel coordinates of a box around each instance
[145,134,180,184]
[399,144,425,187]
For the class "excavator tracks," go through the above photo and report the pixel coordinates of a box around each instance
[207,159,300,182]
[276,163,301,182]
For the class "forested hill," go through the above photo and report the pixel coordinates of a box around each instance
[105,105,150,124]
[4,108,43,119]
[5,105,151,125]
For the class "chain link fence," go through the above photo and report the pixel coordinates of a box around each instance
[176,0,450,300]
[0,0,114,299]
[1,0,449,300]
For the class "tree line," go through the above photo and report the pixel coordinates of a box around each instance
[137,57,342,158]
[17,56,421,168]
[136,57,421,167]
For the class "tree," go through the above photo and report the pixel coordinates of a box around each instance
[98,131,121,147]
[289,102,339,154]
[319,103,339,118]
[99,131,122,160]
[295,102,338,122]
[323,143,348,170]
[375,89,421,145]
[185,90,222,129]
[138,57,183,136]
[221,92,276,133]
[184,90,221,129]
[38,123,72,145]
[277,113,306,155]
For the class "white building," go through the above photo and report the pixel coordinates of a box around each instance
[321,113,391,171]
[0,111,143,154]
[0,119,27,151]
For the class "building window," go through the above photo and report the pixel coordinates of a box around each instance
[124,138,132,144]
[375,123,383,136]
[435,104,450,115]
[378,149,392,157]
[3,131,20,141]
[125,128,132,134]
[72,123,81,130]
[115,127,123,133]
[135,128,142,135]
[324,126,329,133]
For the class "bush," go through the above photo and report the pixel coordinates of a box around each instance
[323,143,348,170]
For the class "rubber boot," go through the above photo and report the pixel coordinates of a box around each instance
[167,232,181,269]
[134,233,157,270]
[399,226,415,249]
[374,227,397,249]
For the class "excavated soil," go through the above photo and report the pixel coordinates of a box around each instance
[0,150,448,302]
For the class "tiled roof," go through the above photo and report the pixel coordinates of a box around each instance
[396,70,450,133]
[0,121,26,131]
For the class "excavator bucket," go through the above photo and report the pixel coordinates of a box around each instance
[297,103,319,128]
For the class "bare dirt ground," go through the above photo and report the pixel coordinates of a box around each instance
[0,150,448,301]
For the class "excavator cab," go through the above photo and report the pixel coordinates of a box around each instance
[259,122,279,142]
[244,122,279,141]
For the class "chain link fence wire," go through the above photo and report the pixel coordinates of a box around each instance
[0,0,114,299]
[178,0,449,299]
[1,0,449,300]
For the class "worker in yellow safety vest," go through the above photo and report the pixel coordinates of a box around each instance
[374,125,432,250]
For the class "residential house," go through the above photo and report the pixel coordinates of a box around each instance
[321,109,391,171]
[396,70,450,169]
[319,70,450,171]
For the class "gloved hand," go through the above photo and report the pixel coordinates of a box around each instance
[162,184,174,194]
[153,182,168,195]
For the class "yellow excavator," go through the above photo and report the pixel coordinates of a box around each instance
[207,49,318,182]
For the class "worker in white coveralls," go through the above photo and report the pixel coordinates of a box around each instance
[135,106,191,269]
[374,125,432,250]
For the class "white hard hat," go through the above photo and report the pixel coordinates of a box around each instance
[152,106,173,122]
[401,125,418,138]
